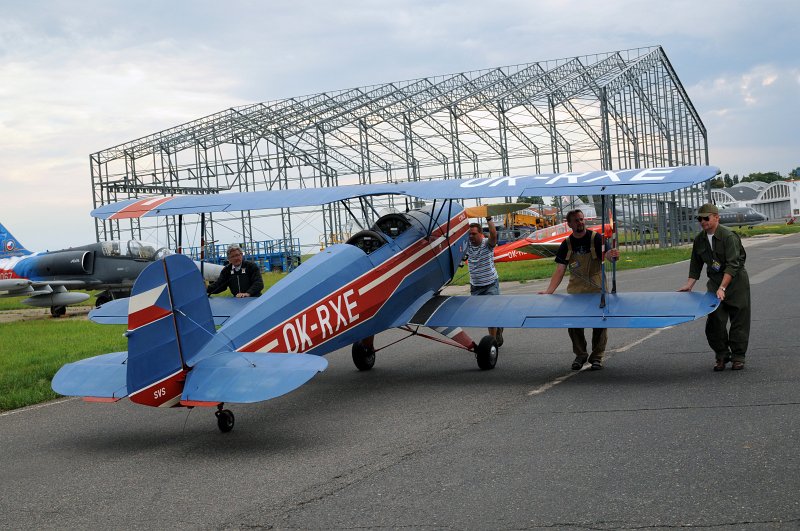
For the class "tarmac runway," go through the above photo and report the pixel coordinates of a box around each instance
[2,234,798,530]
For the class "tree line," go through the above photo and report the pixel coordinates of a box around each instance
[709,168,800,189]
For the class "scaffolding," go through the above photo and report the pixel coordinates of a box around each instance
[90,45,709,258]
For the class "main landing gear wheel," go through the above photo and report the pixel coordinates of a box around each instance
[50,305,66,318]
[475,335,498,370]
[352,342,376,371]
[215,406,235,433]
[95,291,112,307]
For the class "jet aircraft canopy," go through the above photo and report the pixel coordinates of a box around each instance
[98,240,172,261]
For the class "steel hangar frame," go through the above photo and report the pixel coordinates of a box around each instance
[90,45,710,261]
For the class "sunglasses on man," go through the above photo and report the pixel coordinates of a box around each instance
[696,215,711,222]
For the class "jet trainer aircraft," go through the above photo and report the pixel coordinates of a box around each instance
[0,222,223,316]
[718,206,769,227]
[52,166,721,432]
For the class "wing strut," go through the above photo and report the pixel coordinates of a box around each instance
[600,193,607,309]
[341,201,366,231]
[425,199,438,240]
[445,199,455,279]
[177,214,183,253]
[200,212,206,279]
[610,195,618,294]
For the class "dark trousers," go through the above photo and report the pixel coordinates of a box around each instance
[568,327,608,362]
[706,300,751,362]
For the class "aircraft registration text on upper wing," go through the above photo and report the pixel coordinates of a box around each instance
[91,166,719,219]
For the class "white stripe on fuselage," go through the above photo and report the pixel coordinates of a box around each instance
[358,219,467,296]
[246,214,467,353]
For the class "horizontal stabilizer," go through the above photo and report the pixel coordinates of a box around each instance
[51,351,129,399]
[411,292,720,329]
[90,296,256,326]
[182,352,328,404]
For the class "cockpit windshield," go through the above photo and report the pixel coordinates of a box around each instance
[372,213,412,239]
[345,230,387,255]
[99,240,162,260]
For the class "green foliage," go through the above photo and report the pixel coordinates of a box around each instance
[741,171,786,184]
[0,320,127,411]
[450,245,693,285]
[723,173,734,187]
[518,195,544,205]
[731,223,800,238]
[709,177,725,188]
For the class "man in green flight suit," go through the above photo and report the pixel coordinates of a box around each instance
[678,203,751,371]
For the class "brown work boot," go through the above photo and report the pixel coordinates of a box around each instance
[571,356,588,370]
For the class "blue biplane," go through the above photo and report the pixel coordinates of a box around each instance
[52,166,721,432]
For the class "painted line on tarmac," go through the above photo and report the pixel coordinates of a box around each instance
[750,258,800,285]
[0,396,77,417]
[610,327,671,353]
[527,327,670,396]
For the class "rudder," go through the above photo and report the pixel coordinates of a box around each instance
[126,254,215,407]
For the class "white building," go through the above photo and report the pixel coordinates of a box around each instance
[711,181,799,221]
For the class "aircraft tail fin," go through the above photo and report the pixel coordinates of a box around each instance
[126,254,216,407]
[0,222,32,257]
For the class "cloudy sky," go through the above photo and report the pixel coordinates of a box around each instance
[1,0,798,250]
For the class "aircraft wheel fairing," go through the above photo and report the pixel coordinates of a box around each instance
[475,335,498,370]
[216,409,235,433]
[352,343,376,371]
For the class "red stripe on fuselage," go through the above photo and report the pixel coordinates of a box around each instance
[129,369,186,407]
[240,213,469,354]
[109,196,175,220]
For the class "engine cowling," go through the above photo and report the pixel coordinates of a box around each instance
[31,251,94,276]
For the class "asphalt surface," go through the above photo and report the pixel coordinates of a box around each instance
[2,233,798,530]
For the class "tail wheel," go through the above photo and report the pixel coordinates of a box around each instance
[475,335,498,370]
[216,409,235,433]
[352,342,376,371]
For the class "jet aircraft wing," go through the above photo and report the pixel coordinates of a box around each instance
[91,166,719,219]
[410,292,720,329]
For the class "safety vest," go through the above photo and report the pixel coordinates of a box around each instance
[565,231,603,294]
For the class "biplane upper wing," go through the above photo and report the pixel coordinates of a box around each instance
[91,166,719,219]
[410,292,720,329]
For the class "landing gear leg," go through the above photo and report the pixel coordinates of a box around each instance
[215,403,235,433]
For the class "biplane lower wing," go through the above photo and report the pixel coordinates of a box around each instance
[411,292,720,329]
[182,352,328,404]
[51,351,129,399]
